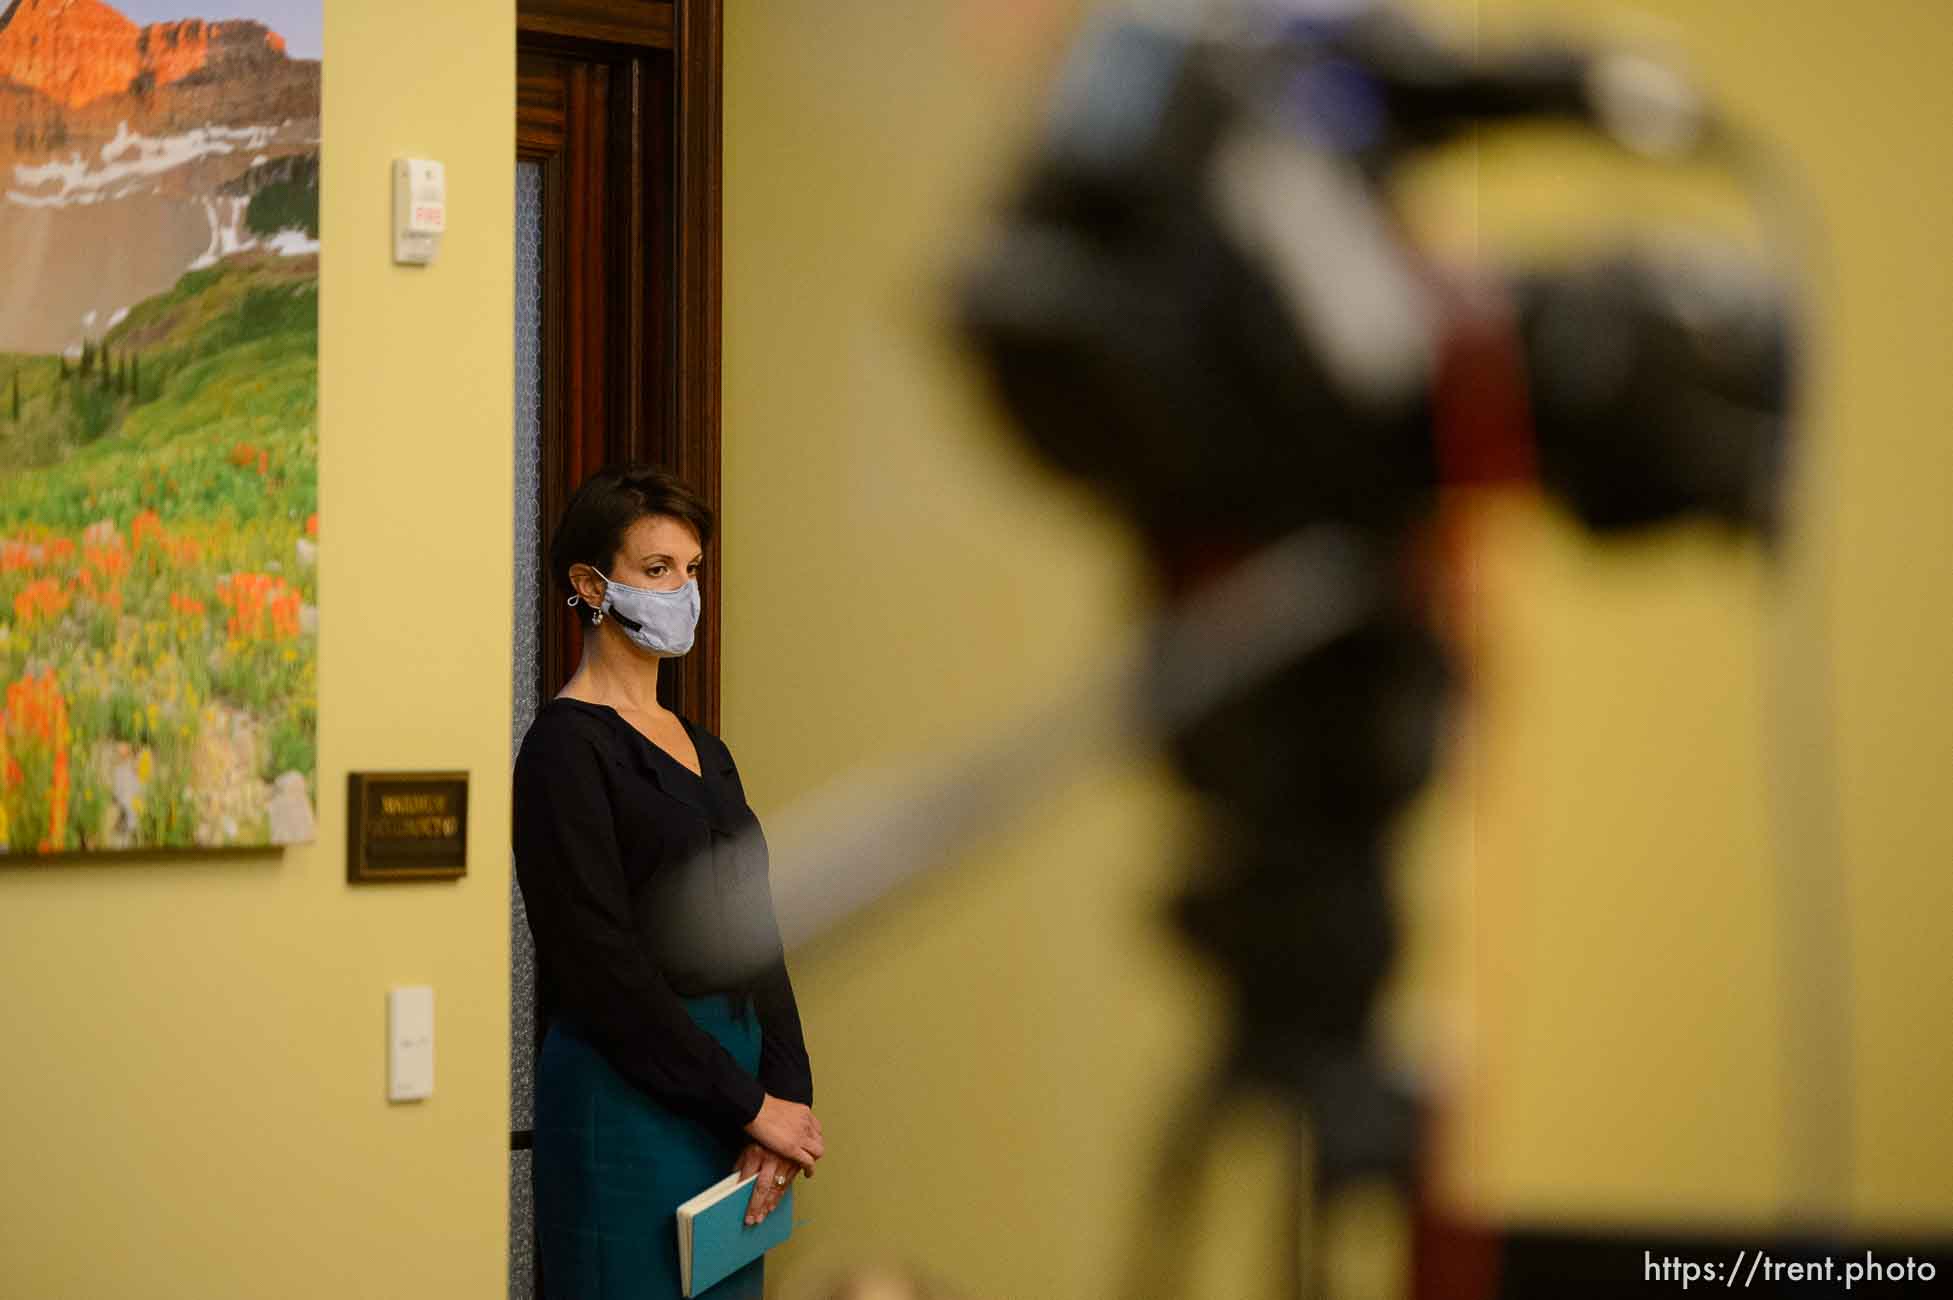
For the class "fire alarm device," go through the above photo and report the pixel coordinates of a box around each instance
[393,158,446,265]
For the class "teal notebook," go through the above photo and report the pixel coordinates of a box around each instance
[675,1172,795,1298]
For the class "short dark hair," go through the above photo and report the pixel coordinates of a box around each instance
[549,464,714,626]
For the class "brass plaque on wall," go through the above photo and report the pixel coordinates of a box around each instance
[348,772,469,882]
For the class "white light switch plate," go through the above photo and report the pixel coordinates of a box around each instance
[388,985,434,1102]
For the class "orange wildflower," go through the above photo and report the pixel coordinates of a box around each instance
[1,670,71,852]
[84,543,130,581]
[13,578,69,625]
[216,572,303,641]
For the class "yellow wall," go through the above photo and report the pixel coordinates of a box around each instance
[0,2,515,1296]
[721,3,1232,1294]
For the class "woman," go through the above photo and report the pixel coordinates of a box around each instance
[514,464,822,1300]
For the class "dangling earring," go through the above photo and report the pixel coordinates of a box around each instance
[592,606,605,626]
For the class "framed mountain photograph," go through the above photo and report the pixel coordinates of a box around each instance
[0,0,320,854]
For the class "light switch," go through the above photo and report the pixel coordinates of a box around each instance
[387,985,434,1102]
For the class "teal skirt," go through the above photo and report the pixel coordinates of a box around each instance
[535,997,765,1300]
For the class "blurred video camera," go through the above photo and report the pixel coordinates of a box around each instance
[958,0,1799,1195]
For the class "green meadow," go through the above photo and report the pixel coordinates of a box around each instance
[0,253,318,853]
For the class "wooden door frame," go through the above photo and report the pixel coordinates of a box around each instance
[516,0,723,732]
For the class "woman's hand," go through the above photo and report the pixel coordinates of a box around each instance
[732,1142,802,1227]
[743,1093,823,1171]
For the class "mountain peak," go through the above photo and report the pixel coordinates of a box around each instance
[0,0,289,109]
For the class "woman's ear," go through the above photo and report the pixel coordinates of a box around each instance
[569,563,607,610]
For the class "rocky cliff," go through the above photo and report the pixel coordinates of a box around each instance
[0,0,292,111]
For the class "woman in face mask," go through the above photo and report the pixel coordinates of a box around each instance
[514,464,821,1300]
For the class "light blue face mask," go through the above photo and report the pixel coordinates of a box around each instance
[570,568,700,656]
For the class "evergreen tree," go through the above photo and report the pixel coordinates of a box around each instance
[59,354,69,381]
[9,369,18,421]
[80,339,94,377]
[131,354,141,401]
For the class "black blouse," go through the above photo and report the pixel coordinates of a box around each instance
[512,697,813,1137]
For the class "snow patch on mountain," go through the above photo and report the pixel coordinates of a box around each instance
[188,195,252,269]
[5,121,280,208]
[263,229,318,256]
[185,197,314,268]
